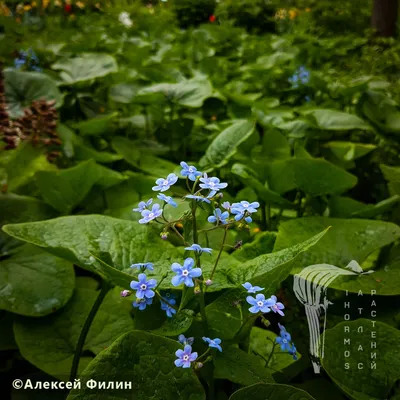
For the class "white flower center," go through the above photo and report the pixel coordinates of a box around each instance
[183,355,190,361]
[140,284,147,290]
[149,213,154,218]
[257,301,264,307]
[162,180,169,186]
[283,339,287,343]
[209,182,215,187]
[182,269,189,276]
[243,203,249,208]
[189,167,195,172]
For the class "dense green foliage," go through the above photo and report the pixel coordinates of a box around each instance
[1,0,400,399]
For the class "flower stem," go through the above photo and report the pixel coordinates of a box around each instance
[209,226,228,281]
[266,342,278,367]
[171,224,189,246]
[70,279,112,381]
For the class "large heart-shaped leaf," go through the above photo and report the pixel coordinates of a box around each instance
[13,281,134,380]
[66,331,205,400]
[0,244,75,316]
[199,120,255,168]
[4,69,63,118]
[322,319,400,400]
[273,217,400,294]
[52,53,118,86]
[229,383,315,400]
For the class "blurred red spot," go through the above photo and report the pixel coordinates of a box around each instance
[209,15,216,23]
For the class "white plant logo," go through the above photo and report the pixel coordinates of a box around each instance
[293,260,374,373]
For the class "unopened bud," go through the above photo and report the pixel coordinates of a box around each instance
[120,290,131,297]
[195,362,203,369]
[194,286,201,295]
[160,231,169,240]
[205,279,212,286]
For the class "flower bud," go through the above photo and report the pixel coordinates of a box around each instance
[205,279,212,286]
[194,286,201,295]
[195,362,203,369]
[120,290,131,297]
[160,231,169,240]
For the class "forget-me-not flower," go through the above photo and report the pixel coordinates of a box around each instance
[185,194,211,203]
[202,337,222,352]
[132,297,153,311]
[289,344,298,360]
[222,201,231,210]
[157,193,177,207]
[276,324,292,351]
[178,334,194,346]
[175,345,198,368]
[139,203,162,224]
[130,273,157,299]
[171,258,202,287]
[152,173,178,192]
[199,173,228,197]
[161,297,177,318]
[268,295,285,316]
[231,201,260,214]
[133,198,153,212]
[242,282,264,293]
[130,262,154,271]
[246,294,274,314]
[185,244,212,255]
[208,208,229,225]
[180,162,202,181]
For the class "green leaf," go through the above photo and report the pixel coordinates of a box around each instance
[289,158,357,196]
[0,141,57,193]
[249,327,300,372]
[252,129,291,163]
[0,244,74,316]
[302,109,372,131]
[71,112,118,137]
[3,215,182,289]
[233,232,277,262]
[138,76,212,108]
[324,141,376,161]
[151,309,195,337]
[229,383,315,400]
[4,69,63,118]
[52,53,118,86]
[13,282,135,380]
[274,217,400,294]
[0,193,56,254]
[214,346,274,386]
[199,120,255,168]
[0,312,17,350]
[381,164,400,196]
[232,163,293,207]
[35,160,100,214]
[322,319,400,400]
[66,331,205,400]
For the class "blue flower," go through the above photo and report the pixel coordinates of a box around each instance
[185,194,211,204]
[139,203,162,224]
[130,262,154,271]
[132,297,153,311]
[14,58,26,69]
[180,162,202,181]
[130,273,157,299]
[222,201,231,210]
[246,294,274,314]
[199,173,228,197]
[277,323,291,340]
[185,244,212,255]
[175,345,198,368]
[289,344,298,360]
[133,198,153,212]
[231,201,260,214]
[178,334,194,345]
[171,258,202,287]
[208,208,229,225]
[157,193,177,207]
[276,326,292,351]
[289,66,310,88]
[202,337,222,352]
[268,295,285,316]
[161,297,177,318]
[242,282,264,293]
[152,173,178,192]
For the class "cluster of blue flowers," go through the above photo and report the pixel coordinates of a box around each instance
[174,335,222,369]
[14,49,42,72]
[276,323,298,360]
[124,161,296,367]
[288,65,310,88]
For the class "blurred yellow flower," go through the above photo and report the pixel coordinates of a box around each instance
[76,1,85,9]
[31,1,37,7]
[289,9,299,20]
[43,0,50,8]
[305,7,311,12]
[252,227,261,233]
[274,8,287,20]
[0,2,11,16]
[54,0,62,7]
[24,5,32,11]
[69,13,76,20]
